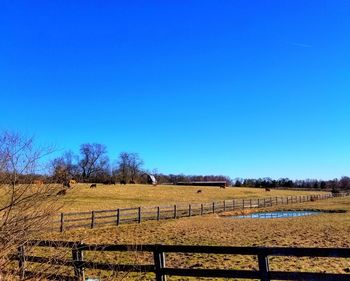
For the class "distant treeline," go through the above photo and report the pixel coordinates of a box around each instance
[152,174,233,186]
[232,177,350,190]
[1,132,349,190]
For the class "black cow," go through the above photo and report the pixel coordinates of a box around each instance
[56,189,67,196]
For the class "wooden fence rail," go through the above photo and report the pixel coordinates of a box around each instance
[52,193,349,232]
[12,241,350,281]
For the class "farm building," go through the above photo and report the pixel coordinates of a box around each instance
[144,174,157,185]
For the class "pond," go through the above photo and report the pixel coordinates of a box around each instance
[232,211,321,219]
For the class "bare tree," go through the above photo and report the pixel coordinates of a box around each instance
[115,152,130,183]
[128,153,144,182]
[78,143,109,181]
[114,152,144,183]
[0,131,61,278]
[51,151,79,183]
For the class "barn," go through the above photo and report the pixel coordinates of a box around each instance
[145,174,157,185]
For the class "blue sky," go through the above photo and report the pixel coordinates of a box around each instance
[1,1,350,179]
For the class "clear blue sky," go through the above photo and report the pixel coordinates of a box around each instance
[1,1,349,180]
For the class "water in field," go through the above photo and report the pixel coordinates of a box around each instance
[233,211,321,219]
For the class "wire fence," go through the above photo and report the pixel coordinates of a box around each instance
[49,192,350,232]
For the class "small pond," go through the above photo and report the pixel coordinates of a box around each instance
[232,211,321,219]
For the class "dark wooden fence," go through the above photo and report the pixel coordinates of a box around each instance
[11,240,350,281]
[51,193,350,232]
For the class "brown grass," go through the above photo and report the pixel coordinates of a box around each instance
[36,196,350,280]
[43,184,326,212]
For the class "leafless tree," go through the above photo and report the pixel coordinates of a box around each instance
[128,153,144,182]
[0,131,61,278]
[115,152,130,183]
[51,151,79,183]
[78,143,109,181]
[114,152,144,183]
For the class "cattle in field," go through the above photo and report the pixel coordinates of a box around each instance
[34,180,44,185]
[103,180,116,185]
[197,189,202,193]
[56,189,66,196]
[90,184,97,188]
[120,180,127,185]
[129,180,136,184]
[63,181,71,188]
[265,188,271,192]
[69,179,77,185]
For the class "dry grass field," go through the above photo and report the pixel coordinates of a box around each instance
[51,184,326,212]
[36,196,350,280]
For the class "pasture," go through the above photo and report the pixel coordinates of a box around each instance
[52,184,325,212]
[33,195,350,280]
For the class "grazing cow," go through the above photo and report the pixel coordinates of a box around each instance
[63,181,71,188]
[34,180,44,185]
[129,180,136,184]
[69,179,77,185]
[219,185,226,189]
[331,188,340,194]
[90,184,97,188]
[120,180,127,185]
[197,189,202,193]
[265,188,271,192]
[56,189,66,196]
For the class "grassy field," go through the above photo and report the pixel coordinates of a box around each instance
[54,184,326,212]
[36,195,350,280]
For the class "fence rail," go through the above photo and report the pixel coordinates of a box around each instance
[11,241,350,281]
[51,193,350,232]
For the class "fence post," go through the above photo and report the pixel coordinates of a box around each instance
[243,199,245,209]
[157,206,160,221]
[174,205,177,219]
[154,245,167,281]
[250,199,252,208]
[18,244,26,280]
[232,199,235,210]
[116,209,120,226]
[60,213,65,233]
[138,207,142,223]
[212,202,215,213]
[90,211,95,229]
[72,243,85,281]
[189,204,192,217]
[263,198,266,208]
[258,252,270,281]
[200,204,204,215]
[223,200,226,212]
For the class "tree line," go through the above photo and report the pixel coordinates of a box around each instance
[50,143,234,185]
[233,177,350,190]
[51,144,145,184]
[1,131,350,190]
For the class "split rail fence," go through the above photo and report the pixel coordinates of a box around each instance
[11,240,350,281]
[52,193,349,232]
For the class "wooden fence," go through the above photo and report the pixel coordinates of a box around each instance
[51,193,350,232]
[11,240,350,281]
